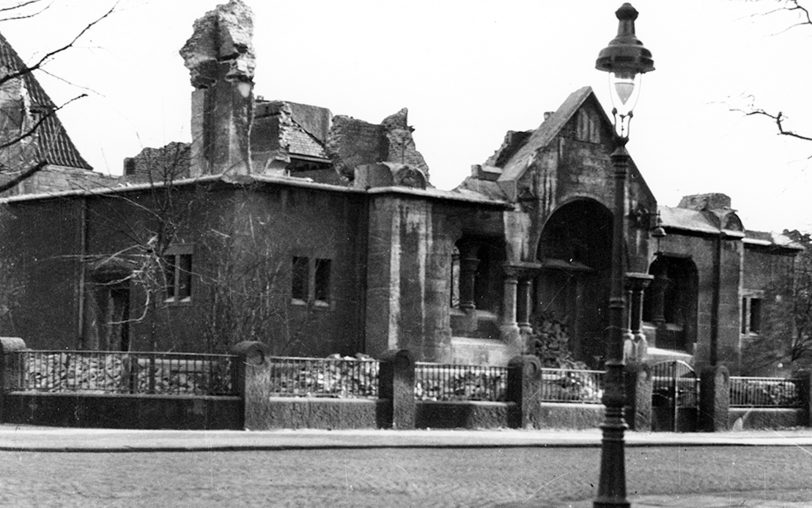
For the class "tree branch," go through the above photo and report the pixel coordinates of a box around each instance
[0,159,47,193]
[0,2,116,88]
[736,108,812,142]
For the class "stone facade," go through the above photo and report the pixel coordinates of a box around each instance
[0,0,802,375]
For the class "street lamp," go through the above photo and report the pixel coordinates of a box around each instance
[594,3,654,508]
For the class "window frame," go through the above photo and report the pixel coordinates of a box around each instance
[164,245,194,304]
[741,290,765,336]
[290,255,333,309]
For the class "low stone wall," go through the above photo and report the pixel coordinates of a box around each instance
[415,401,517,429]
[245,397,390,430]
[537,403,604,429]
[3,392,241,429]
[728,408,805,430]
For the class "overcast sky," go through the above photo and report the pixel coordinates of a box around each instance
[5,0,812,233]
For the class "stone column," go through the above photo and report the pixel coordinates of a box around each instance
[500,267,521,350]
[457,243,480,312]
[517,278,533,335]
[507,355,542,429]
[699,364,730,432]
[379,349,416,429]
[625,272,653,364]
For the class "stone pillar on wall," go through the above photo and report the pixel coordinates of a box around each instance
[379,349,416,429]
[230,340,269,430]
[624,362,652,431]
[625,273,653,364]
[797,370,812,428]
[507,355,542,429]
[699,364,730,432]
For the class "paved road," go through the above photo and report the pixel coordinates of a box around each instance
[2,446,812,507]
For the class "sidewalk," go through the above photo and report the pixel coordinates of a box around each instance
[1,425,812,452]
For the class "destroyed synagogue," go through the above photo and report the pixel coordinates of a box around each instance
[0,1,803,376]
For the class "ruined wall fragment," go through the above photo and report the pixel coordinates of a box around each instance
[180,0,255,177]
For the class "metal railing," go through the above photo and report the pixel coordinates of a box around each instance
[11,350,237,396]
[266,356,380,398]
[729,376,801,408]
[540,368,605,404]
[414,363,507,401]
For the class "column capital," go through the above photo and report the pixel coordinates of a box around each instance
[502,261,543,279]
[625,272,653,291]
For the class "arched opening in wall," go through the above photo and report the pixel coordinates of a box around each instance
[449,237,505,340]
[535,198,612,367]
[643,256,698,352]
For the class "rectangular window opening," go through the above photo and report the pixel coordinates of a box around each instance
[314,258,331,306]
[164,250,193,303]
[749,298,762,334]
[291,256,309,303]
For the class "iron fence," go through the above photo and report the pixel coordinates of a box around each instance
[11,350,237,396]
[414,363,507,401]
[266,356,380,398]
[729,376,801,408]
[540,368,605,404]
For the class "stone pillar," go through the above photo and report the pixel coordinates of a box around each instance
[517,278,533,335]
[458,244,480,311]
[623,363,652,431]
[500,268,521,350]
[797,370,812,427]
[625,273,653,364]
[379,349,415,429]
[229,340,269,430]
[507,355,542,429]
[699,364,730,432]
[0,336,25,419]
[181,0,255,177]
[455,243,480,335]
[650,267,668,342]
[622,281,635,360]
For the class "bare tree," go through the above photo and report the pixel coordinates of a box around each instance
[733,1,812,146]
[0,0,116,193]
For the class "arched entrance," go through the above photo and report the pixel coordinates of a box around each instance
[643,256,699,352]
[535,199,612,368]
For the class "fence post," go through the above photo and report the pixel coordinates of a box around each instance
[378,349,415,429]
[0,337,26,422]
[507,355,542,429]
[797,369,812,428]
[624,362,652,431]
[229,341,269,430]
[699,364,730,432]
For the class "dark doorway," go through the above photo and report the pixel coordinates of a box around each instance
[536,199,612,367]
[86,279,132,351]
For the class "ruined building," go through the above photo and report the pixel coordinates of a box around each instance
[0,0,802,375]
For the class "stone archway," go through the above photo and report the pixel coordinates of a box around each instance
[535,199,613,367]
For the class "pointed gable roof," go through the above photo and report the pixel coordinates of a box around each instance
[498,86,595,183]
[0,31,92,170]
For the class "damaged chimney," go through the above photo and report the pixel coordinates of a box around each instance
[180,0,255,177]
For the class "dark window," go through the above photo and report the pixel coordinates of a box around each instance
[750,298,762,333]
[742,296,762,335]
[123,158,136,176]
[314,258,331,305]
[292,256,309,301]
[165,252,193,302]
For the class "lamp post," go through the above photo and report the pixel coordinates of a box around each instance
[593,4,654,507]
